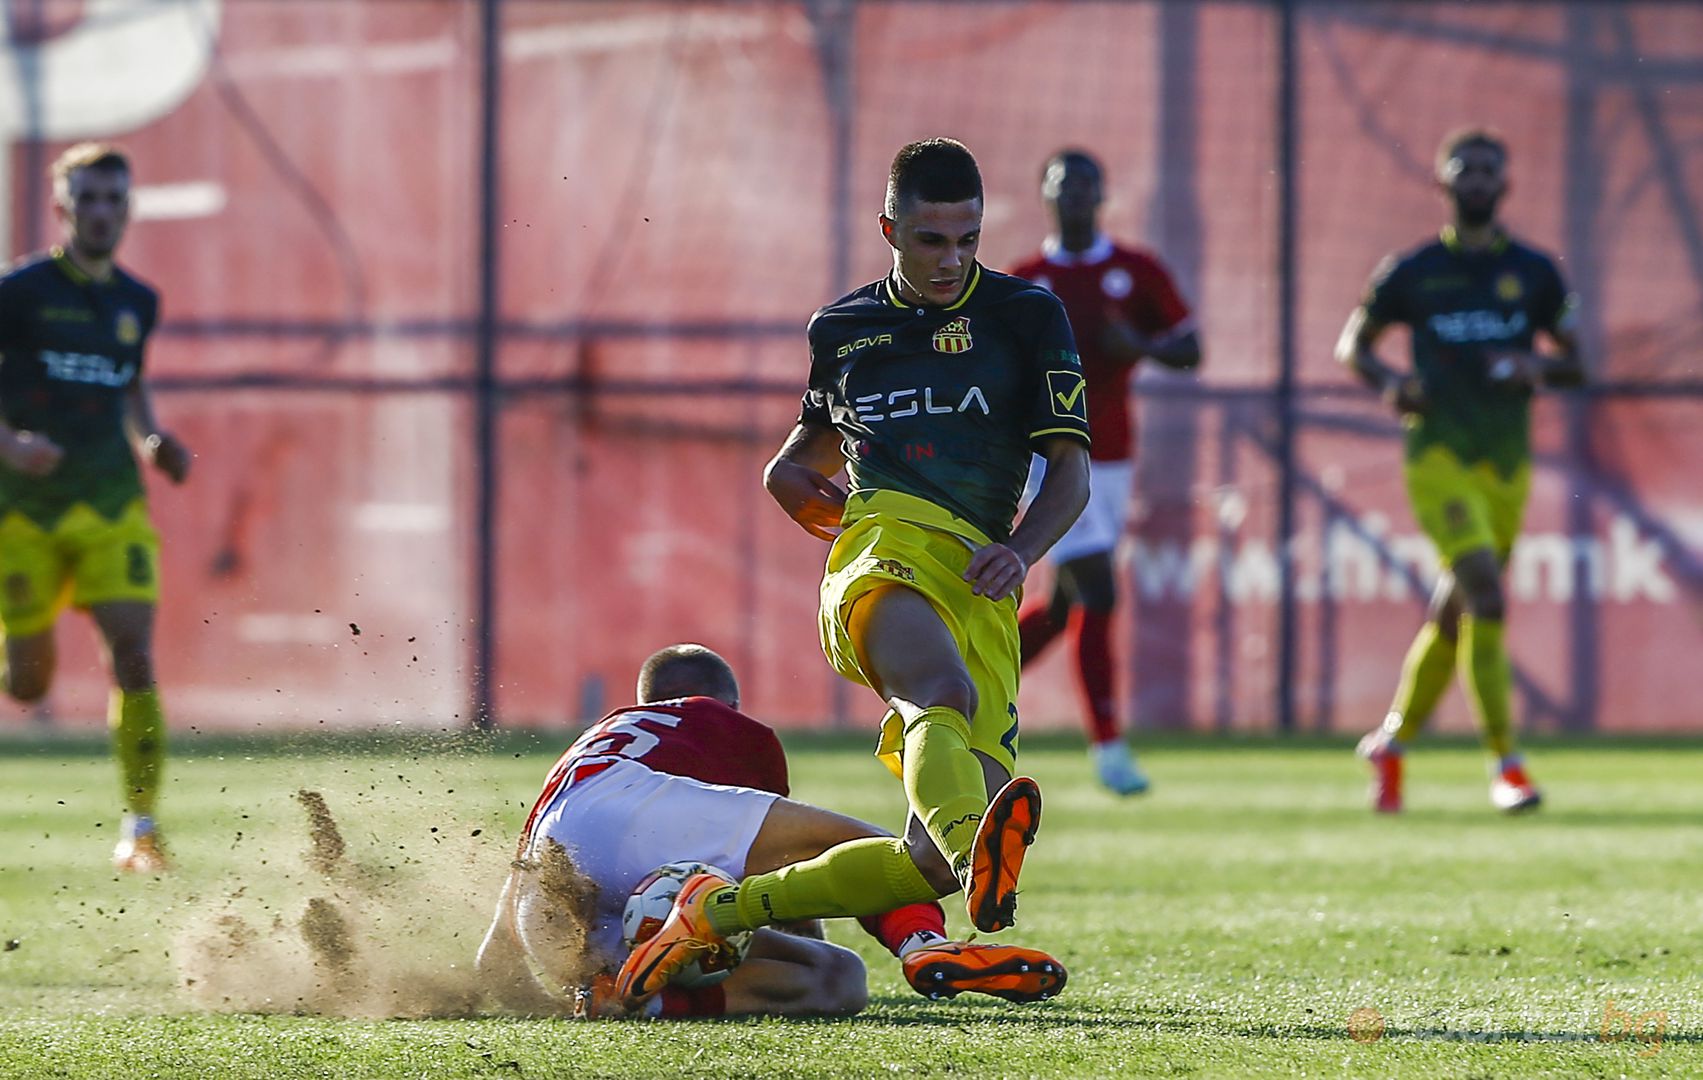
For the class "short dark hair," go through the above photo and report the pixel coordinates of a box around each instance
[885,138,982,218]
[1043,148,1103,184]
[635,643,740,708]
[52,142,129,202]
[1436,127,1507,175]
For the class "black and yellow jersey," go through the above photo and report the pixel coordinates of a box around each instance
[1363,227,1574,477]
[0,248,158,525]
[799,262,1090,543]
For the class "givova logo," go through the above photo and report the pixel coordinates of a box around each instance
[836,333,892,360]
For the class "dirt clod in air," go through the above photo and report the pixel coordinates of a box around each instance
[295,790,345,877]
[300,898,355,973]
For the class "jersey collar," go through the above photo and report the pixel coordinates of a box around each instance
[884,261,982,312]
[1439,224,1510,256]
[50,245,114,285]
[1041,232,1114,267]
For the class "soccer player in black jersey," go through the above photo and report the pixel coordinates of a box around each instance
[0,144,190,871]
[620,139,1088,1006]
[1337,129,1582,814]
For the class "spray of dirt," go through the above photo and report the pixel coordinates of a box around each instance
[174,786,597,1019]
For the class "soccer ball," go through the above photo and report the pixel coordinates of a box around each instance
[621,860,752,987]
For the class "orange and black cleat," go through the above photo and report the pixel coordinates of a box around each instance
[615,872,730,1006]
[902,941,1067,1003]
[964,776,1042,933]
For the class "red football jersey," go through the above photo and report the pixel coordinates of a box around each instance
[1009,236,1191,461]
[519,697,791,848]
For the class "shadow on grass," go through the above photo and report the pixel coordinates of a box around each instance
[859,996,1701,1047]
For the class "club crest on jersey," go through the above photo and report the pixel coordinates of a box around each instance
[871,558,916,583]
[1101,267,1134,299]
[932,317,973,354]
[115,310,141,346]
[1495,273,1523,303]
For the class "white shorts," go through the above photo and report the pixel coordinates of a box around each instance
[514,758,779,977]
[1024,457,1134,564]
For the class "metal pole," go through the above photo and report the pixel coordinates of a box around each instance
[1274,0,1301,734]
[811,0,855,728]
[1561,7,1604,733]
[471,0,502,730]
[14,0,48,257]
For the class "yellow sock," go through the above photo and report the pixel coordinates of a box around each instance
[707,837,937,935]
[900,705,988,879]
[1389,622,1457,742]
[1459,616,1515,758]
[109,687,165,818]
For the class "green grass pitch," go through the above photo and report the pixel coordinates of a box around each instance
[0,731,1698,1078]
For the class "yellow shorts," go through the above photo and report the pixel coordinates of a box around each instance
[1403,445,1531,565]
[0,498,161,637]
[818,490,1022,779]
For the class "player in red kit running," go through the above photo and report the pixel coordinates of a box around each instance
[1009,149,1201,796]
[477,644,1063,1019]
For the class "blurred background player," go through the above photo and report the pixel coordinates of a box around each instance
[1336,128,1582,814]
[1010,149,1202,796]
[480,644,1064,1019]
[0,143,191,871]
[622,139,1087,1005]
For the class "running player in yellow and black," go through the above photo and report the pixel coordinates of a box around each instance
[618,139,1089,1007]
[1337,129,1582,814]
[0,143,191,871]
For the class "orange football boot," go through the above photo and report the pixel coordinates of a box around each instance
[964,776,1042,933]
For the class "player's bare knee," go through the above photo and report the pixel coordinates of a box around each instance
[1459,579,1505,621]
[107,641,154,690]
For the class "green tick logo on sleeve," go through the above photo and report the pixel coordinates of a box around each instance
[1047,370,1088,419]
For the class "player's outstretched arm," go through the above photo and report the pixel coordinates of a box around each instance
[763,421,848,542]
[1336,305,1425,416]
[968,436,1089,601]
[125,383,190,484]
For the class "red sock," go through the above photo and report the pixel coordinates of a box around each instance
[857,902,948,957]
[1019,606,1065,666]
[1074,608,1119,744]
[659,984,727,1018]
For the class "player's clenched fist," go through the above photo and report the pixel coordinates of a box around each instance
[143,432,191,484]
[763,460,847,541]
[0,429,64,476]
